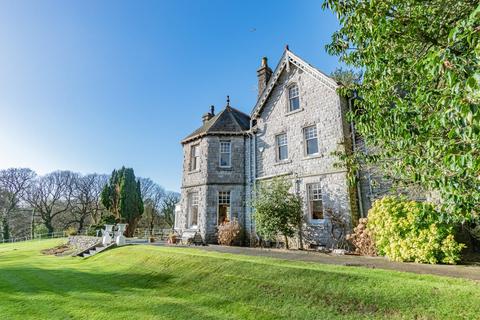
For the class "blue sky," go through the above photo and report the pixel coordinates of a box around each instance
[0,0,341,192]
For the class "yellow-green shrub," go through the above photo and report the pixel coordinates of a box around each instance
[367,196,465,264]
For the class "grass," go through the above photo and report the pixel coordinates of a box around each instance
[0,240,479,320]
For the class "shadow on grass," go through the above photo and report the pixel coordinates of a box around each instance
[0,266,173,294]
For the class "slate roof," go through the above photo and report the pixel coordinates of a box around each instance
[182,105,251,144]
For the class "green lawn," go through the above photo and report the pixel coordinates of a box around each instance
[0,240,478,320]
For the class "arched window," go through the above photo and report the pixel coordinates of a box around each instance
[288,84,300,112]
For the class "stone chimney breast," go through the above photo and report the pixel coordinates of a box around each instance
[257,56,272,98]
[202,105,215,124]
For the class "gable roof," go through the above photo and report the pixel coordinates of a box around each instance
[251,48,340,119]
[182,105,251,144]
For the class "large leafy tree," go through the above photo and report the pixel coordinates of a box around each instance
[252,178,303,249]
[101,167,144,237]
[323,1,479,220]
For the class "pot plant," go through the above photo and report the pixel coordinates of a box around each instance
[167,232,177,244]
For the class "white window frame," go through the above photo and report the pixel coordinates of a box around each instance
[287,84,300,112]
[187,192,199,228]
[307,183,324,224]
[219,141,232,168]
[276,133,288,161]
[217,191,231,225]
[304,125,319,156]
[189,144,200,171]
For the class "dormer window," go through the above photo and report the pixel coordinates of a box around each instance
[288,84,300,112]
[190,144,199,171]
[219,141,231,167]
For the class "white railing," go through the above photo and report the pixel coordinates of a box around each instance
[132,228,174,240]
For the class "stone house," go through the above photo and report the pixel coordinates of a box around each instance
[176,47,368,247]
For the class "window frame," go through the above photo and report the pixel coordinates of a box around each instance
[187,192,199,228]
[217,191,231,225]
[219,140,232,168]
[189,144,200,172]
[287,83,300,112]
[275,133,288,161]
[307,183,324,223]
[303,125,319,156]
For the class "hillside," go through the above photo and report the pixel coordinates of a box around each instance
[0,240,478,319]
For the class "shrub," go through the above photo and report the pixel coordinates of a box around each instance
[346,218,376,256]
[65,226,78,236]
[218,219,242,246]
[367,196,465,264]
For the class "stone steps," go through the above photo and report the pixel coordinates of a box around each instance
[77,242,116,258]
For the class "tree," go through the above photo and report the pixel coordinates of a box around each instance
[323,1,480,220]
[161,192,179,230]
[330,68,362,86]
[252,178,303,249]
[69,173,108,232]
[143,184,165,235]
[25,171,75,235]
[0,168,36,240]
[101,167,144,237]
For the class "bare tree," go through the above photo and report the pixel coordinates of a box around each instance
[25,171,75,235]
[142,183,165,235]
[161,192,179,230]
[68,173,108,232]
[0,168,36,239]
[91,174,109,224]
[139,177,157,203]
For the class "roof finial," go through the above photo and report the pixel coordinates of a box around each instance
[226,95,230,107]
[285,44,290,51]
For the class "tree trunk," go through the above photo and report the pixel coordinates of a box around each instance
[44,220,54,236]
[298,221,304,250]
[125,218,139,237]
[284,235,289,250]
[2,216,10,241]
[78,216,86,234]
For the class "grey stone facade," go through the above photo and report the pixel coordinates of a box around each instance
[177,48,364,246]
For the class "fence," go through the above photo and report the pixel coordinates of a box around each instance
[132,228,173,240]
[0,227,173,244]
[0,231,70,244]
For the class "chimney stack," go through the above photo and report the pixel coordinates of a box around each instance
[257,56,272,97]
[202,105,215,124]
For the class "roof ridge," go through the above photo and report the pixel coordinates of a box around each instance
[251,48,339,118]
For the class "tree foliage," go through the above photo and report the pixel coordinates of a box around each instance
[101,167,144,237]
[252,178,303,249]
[323,1,480,220]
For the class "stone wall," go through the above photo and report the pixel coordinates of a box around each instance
[68,236,100,251]
[249,63,353,246]
[179,134,247,244]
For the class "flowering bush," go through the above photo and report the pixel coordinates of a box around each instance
[218,219,242,246]
[346,218,376,256]
[367,196,465,264]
